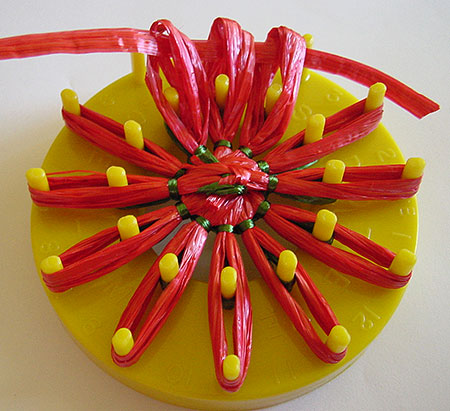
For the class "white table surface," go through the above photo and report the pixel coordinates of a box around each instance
[0,1,448,410]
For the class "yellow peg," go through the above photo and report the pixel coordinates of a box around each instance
[304,113,325,144]
[131,52,146,83]
[326,325,351,353]
[220,266,237,299]
[265,83,283,115]
[117,215,140,241]
[159,253,179,283]
[223,354,240,381]
[215,74,230,110]
[40,255,63,274]
[106,166,128,187]
[323,159,346,184]
[273,68,282,84]
[402,158,426,179]
[60,88,80,115]
[163,87,180,114]
[364,82,387,112]
[389,249,416,276]
[303,33,314,49]
[112,328,134,356]
[26,168,50,191]
[276,250,297,283]
[124,120,144,150]
[312,209,337,242]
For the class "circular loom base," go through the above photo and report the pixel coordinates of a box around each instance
[30,68,417,410]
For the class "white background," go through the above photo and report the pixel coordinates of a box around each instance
[0,1,449,410]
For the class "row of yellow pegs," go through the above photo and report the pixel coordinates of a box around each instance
[58,55,425,182]
[25,154,426,194]
[132,55,419,181]
[39,214,413,367]
[35,186,416,282]
[103,51,384,144]
[39,206,416,282]
[158,34,303,117]
[162,72,282,116]
[162,72,230,114]
[163,72,282,115]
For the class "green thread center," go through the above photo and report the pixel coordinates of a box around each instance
[239,146,253,158]
[168,178,180,200]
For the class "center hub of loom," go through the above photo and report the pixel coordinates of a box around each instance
[180,150,267,227]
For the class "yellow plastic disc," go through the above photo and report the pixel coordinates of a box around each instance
[30,64,417,410]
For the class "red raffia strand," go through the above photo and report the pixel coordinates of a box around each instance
[208,231,252,391]
[264,205,410,288]
[239,26,306,155]
[43,206,182,292]
[303,48,439,119]
[206,18,255,144]
[265,99,365,162]
[0,28,438,118]
[265,104,383,174]
[280,163,406,181]
[29,171,169,208]
[112,221,208,366]
[242,226,344,363]
[275,168,422,201]
[63,106,182,177]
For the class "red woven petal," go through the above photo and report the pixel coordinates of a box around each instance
[242,226,345,363]
[276,175,422,201]
[240,26,306,155]
[29,170,169,208]
[146,20,210,153]
[63,107,182,176]
[208,232,252,392]
[206,18,255,144]
[271,204,396,267]
[266,104,383,174]
[251,224,338,334]
[43,206,182,292]
[112,220,208,366]
[264,207,410,288]
[279,163,405,181]
[265,100,366,162]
